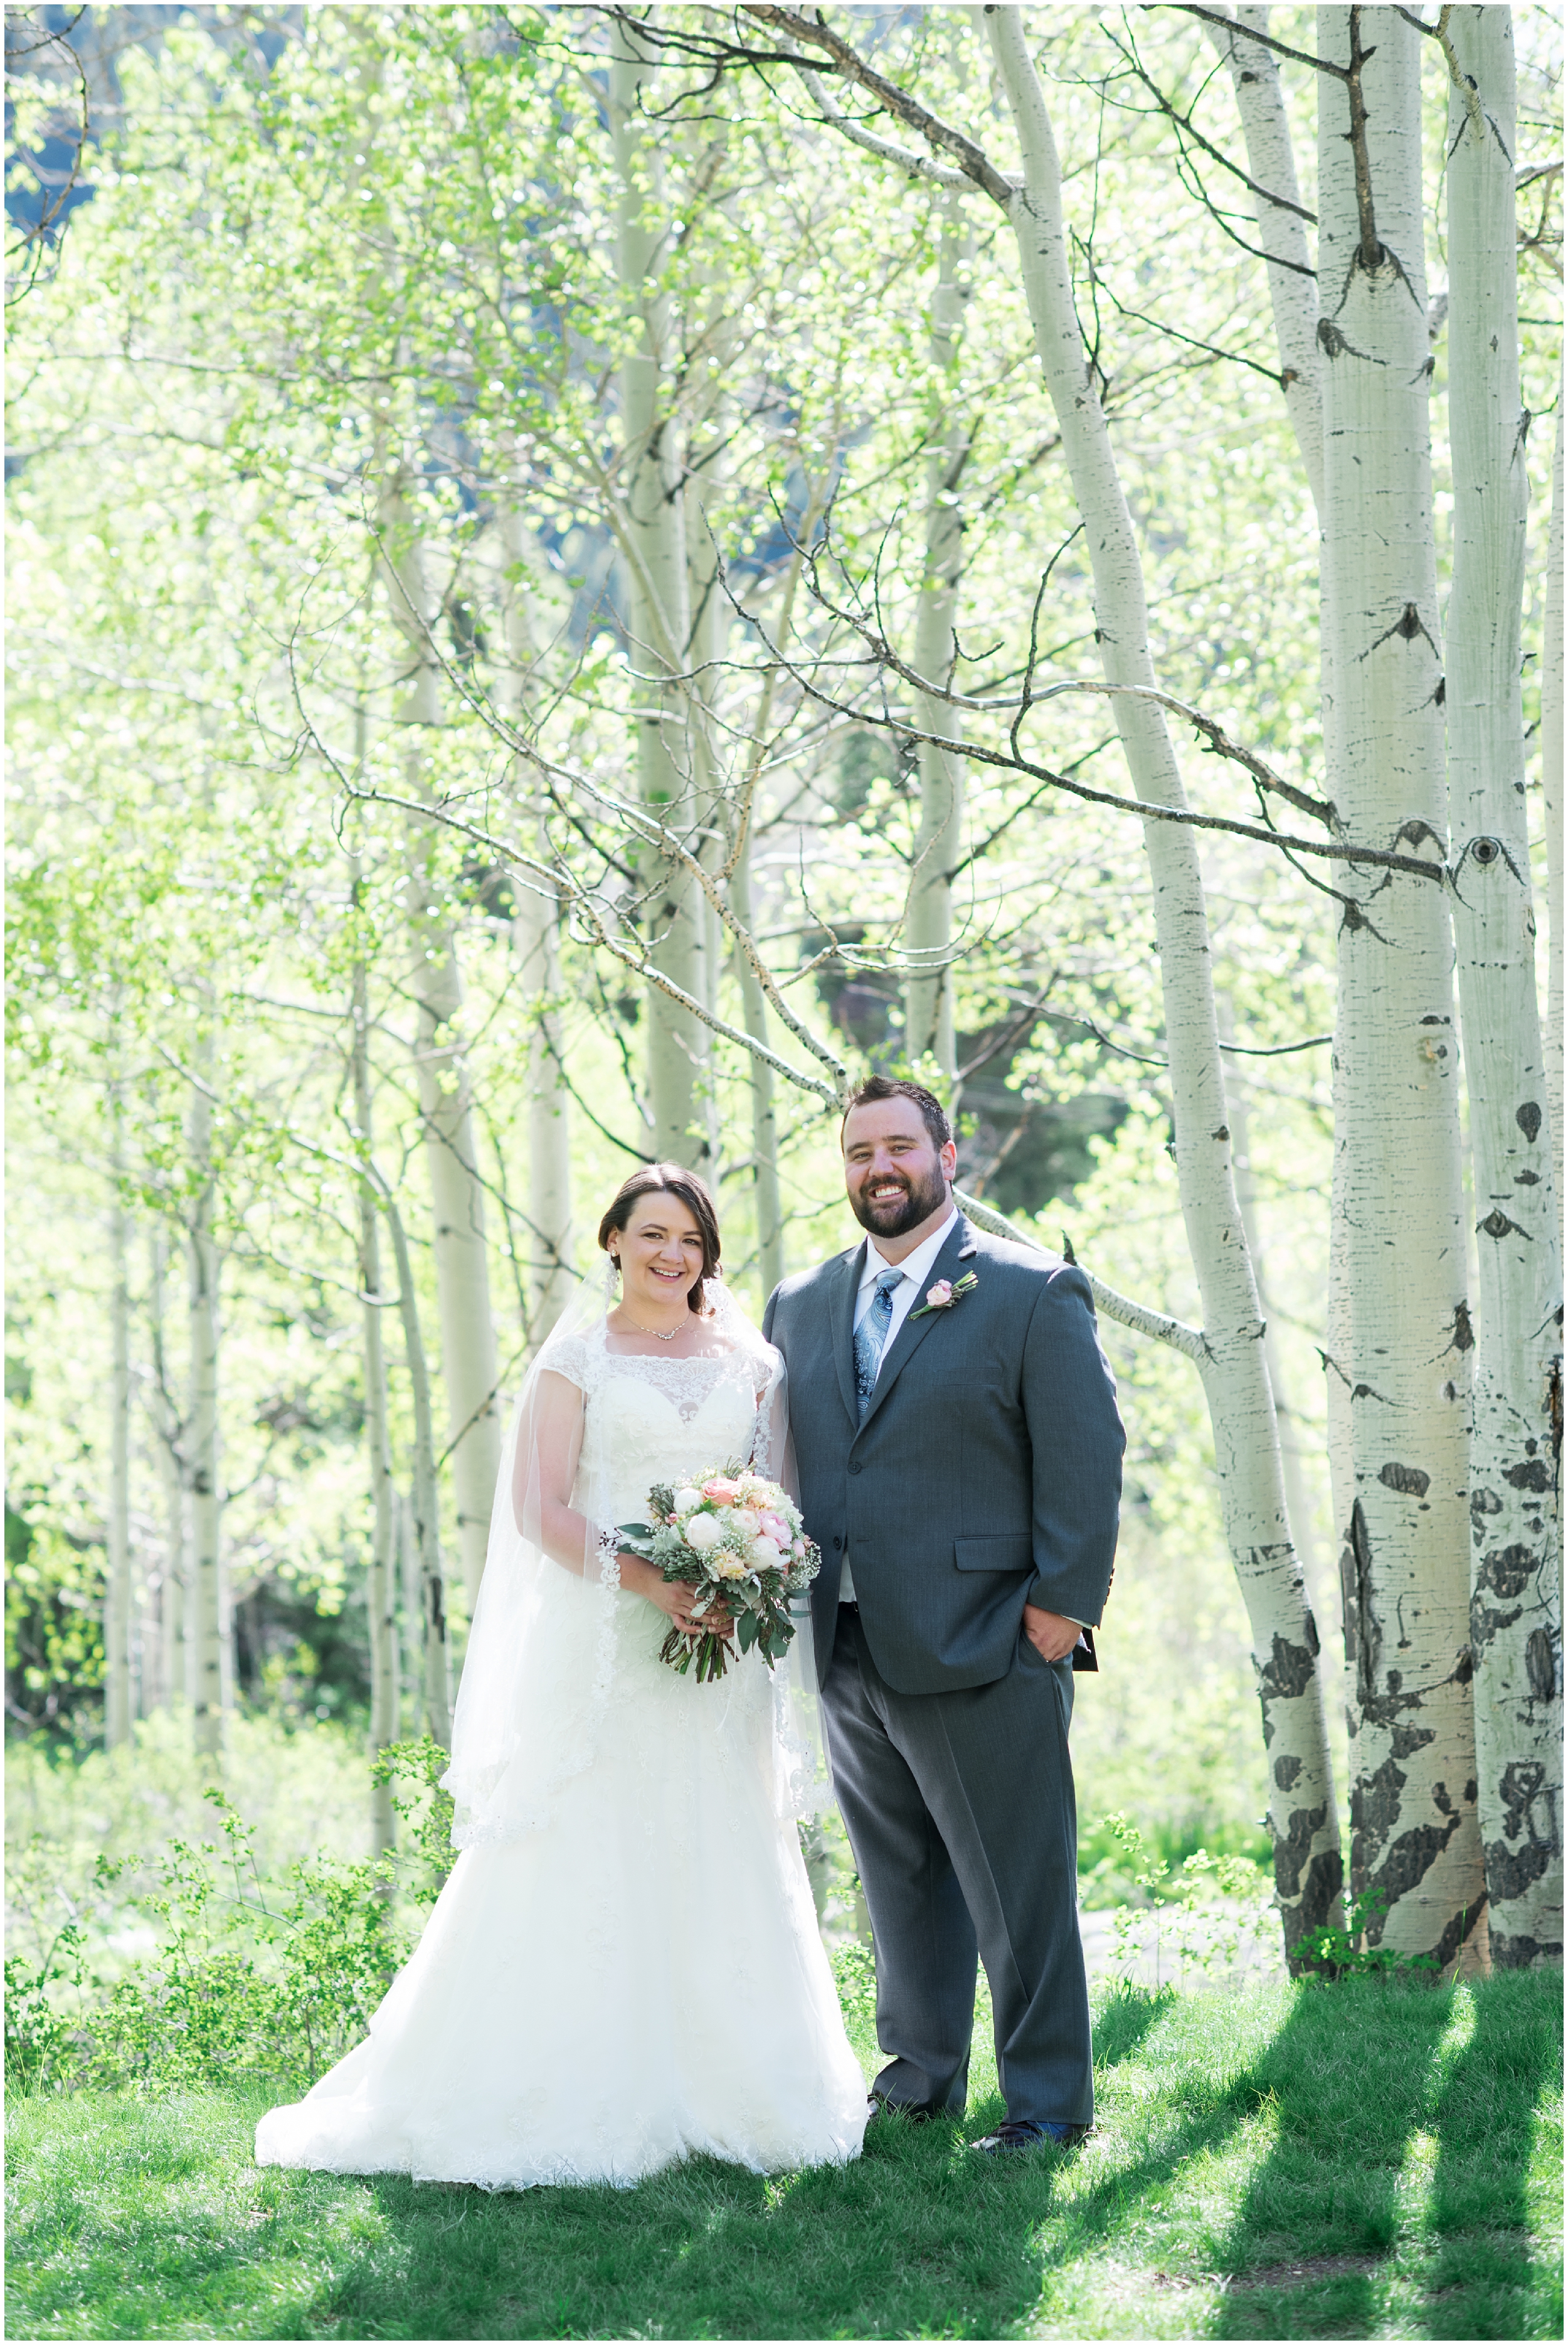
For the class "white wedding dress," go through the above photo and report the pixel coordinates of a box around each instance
[255,1331,867,2189]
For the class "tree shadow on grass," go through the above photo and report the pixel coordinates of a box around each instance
[1205,1976,1464,2341]
[1421,1966,1564,2341]
[245,1970,1559,2340]
[29,1980,1550,2342]
[289,1988,1243,2341]
[1093,1979,1179,2069]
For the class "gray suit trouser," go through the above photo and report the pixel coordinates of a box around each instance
[821,1607,1092,2127]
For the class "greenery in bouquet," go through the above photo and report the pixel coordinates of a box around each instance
[618,1465,821,1683]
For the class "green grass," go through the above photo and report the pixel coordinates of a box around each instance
[5,1972,1560,2341]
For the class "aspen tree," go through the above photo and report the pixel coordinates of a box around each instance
[104,1105,133,1750]
[386,1183,452,1748]
[1223,1039,1328,1619]
[186,1028,225,1760]
[1316,6,1483,1966]
[146,1227,187,1714]
[905,188,972,1078]
[351,921,400,1858]
[1544,410,1564,1191]
[497,500,573,1343]
[610,19,709,1166]
[686,413,730,1174]
[1444,4,1562,1965]
[1208,7,1325,511]
[396,1486,421,1728]
[977,4,1342,1962]
[729,456,836,1300]
[379,465,502,1606]
[1202,4,1361,1706]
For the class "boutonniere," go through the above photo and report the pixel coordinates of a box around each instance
[910,1270,979,1320]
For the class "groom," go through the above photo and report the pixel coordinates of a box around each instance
[763,1075,1123,2151]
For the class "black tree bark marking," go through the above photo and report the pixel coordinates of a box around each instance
[1431,1890,1488,1973]
[1525,1629,1557,1701]
[1478,1543,1537,1600]
[1340,1500,1380,1706]
[1379,1460,1431,1497]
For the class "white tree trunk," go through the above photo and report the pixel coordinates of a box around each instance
[380,465,503,1608]
[1544,407,1564,1191]
[396,1483,421,1727]
[985,6,1343,1963]
[384,1187,451,1746]
[1206,4,1354,1634]
[104,1135,132,1751]
[497,498,575,1345]
[906,190,971,1078]
[416,937,502,1611]
[186,1038,226,1762]
[1316,6,1484,1969]
[611,23,707,1167]
[1223,1039,1327,1622]
[146,1226,186,1713]
[729,462,836,1304]
[1444,4,1562,1967]
[352,945,400,1857]
[686,432,729,1173]
[513,864,575,1345]
[1207,6,1325,511]
[731,845,784,1300]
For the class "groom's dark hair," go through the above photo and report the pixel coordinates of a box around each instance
[840,1075,951,1153]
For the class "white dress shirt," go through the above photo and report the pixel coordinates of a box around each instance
[840,1209,958,1603]
[839,1206,1086,1638]
[851,1206,961,1355]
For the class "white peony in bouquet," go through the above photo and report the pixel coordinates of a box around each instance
[618,1464,822,1683]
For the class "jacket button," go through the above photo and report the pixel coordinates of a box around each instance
[832,1534,842,1550]
[848,1461,862,1475]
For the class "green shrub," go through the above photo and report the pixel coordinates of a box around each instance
[831,1938,876,2030]
[4,1916,87,2091]
[1289,1885,1442,1980]
[6,1742,457,2097]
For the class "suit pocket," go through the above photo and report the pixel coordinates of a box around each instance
[953,1533,1034,1573]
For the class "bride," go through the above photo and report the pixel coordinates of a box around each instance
[255,1163,867,2189]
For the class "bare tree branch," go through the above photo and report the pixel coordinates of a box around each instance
[953,1186,1210,1361]
[738,4,1019,207]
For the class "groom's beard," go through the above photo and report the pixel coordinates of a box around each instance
[848,1161,949,1240]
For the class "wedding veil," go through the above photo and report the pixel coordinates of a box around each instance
[442,1267,830,1849]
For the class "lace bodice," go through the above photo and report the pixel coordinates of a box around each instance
[543,1336,774,1526]
[443,1300,813,1858]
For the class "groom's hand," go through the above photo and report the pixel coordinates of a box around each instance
[1022,1603,1081,1664]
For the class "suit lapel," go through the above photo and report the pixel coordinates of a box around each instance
[833,1242,866,1430]
[855,1217,971,1438]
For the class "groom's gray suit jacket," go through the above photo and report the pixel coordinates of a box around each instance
[763,1215,1125,1696]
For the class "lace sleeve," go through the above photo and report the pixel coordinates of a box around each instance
[747,1350,791,1484]
[536,1330,590,1391]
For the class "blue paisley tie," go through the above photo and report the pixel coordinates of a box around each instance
[854,1265,906,1423]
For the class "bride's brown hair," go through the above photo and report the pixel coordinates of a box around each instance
[597,1163,721,1312]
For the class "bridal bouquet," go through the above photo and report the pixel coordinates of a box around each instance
[618,1465,822,1683]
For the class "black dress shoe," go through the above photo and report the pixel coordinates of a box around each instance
[970,2117,1089,2153]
